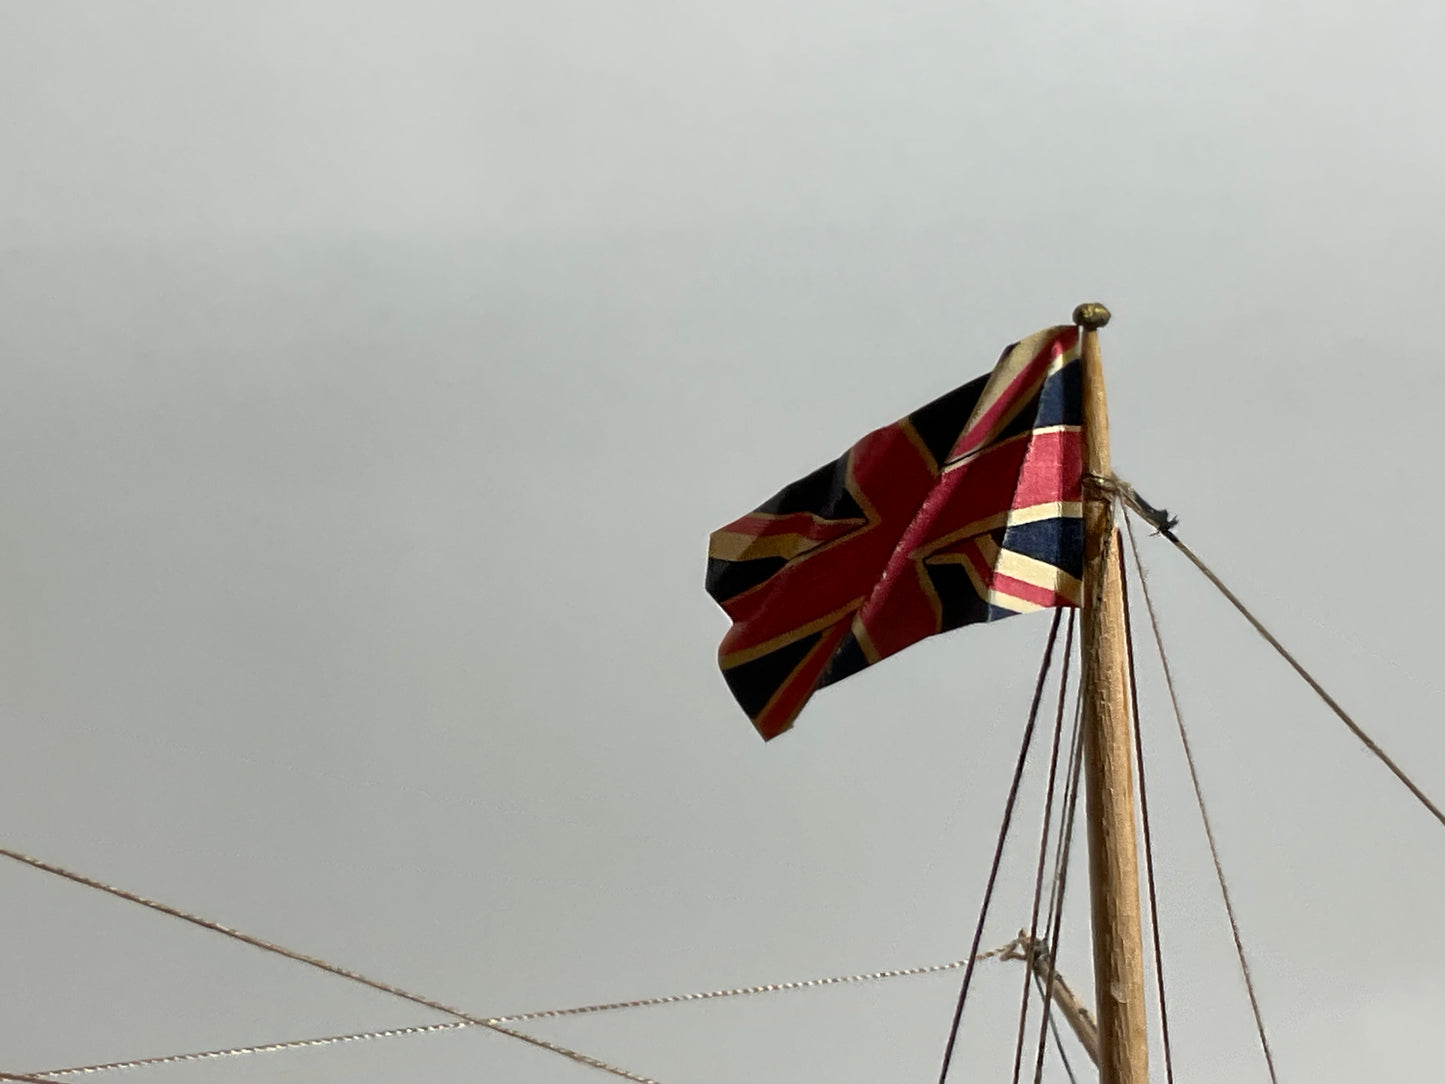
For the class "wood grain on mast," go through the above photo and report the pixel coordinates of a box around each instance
[1074,302,1150,1084]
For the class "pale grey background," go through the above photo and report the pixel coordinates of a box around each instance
[3,2,1443,1081]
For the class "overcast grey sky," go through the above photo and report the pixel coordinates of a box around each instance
[3,2,1445,1082]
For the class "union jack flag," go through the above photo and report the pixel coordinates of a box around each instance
[707,325,1084,740]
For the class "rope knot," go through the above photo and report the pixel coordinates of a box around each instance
[1082,472,1124,499]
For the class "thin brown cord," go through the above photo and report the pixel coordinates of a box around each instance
[1118,533,1177,1084]
[1116,483,1445,830]
[1030,510,1117,1084]
[1123,510,1279,1084]
[0,846,660,1084]
[33,949,1021,1078]
[1031,694,1085,1084]
[1030,971,1080,1084]
[1011,610,1076,1084]
[0,1072,67,1084]
[937,608,1064,1084]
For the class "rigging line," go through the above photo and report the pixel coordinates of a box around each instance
[496,951,1019,1022]
[1011,610,1077,1084]
[34,1023,468,1078]
[1,1072,67,1084]
[1031,690,1085,1084]
[936,608,1065,1084]
[1115,482,1445,831]
[1118,532,1177,1084]
[1030,509,1116,1084]
[1031,972,1080,1084]
[0,846,661,1084]
[1123,510,1279,1084]
[33,949,1022,1078]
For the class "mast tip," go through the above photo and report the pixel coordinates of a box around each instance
[1072,302,1111,330]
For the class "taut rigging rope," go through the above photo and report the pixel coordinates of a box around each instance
[0,845,661,1084]
[1028,506,1118,1084]
[1118,535,1177,1084]
[31,949,1021,1078]
[1030,971,1080,1084]
[937,608,1065,1084]
[1012,609,1077,1084]
[1123,509,1279,1084]
[1115,478,1445,831]
[1030,694,1085,1084]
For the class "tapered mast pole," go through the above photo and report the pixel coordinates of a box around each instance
[1074,302,1149,1084]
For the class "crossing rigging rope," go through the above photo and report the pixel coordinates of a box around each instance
[1123,509,1279,1084]
[21,472,1411,1084]
[0,845,661,1084]
[1118,537,1177,1084]
[1029,694,1085,1084]
[1011,610,1076,1084]
[31,950,1020,1078]
[1115,478,1445,831]
[1030,971,1080,1084]
[937,608,1065,1084]
[5,637,1085,1084]
[1026,506,1118,1084]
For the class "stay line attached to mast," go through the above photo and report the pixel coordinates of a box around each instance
[28,946,1024,1079]
[1115,479,1445,832]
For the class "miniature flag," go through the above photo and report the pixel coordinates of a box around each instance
[706,325,1084,740]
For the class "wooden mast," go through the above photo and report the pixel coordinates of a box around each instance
[1074,302,1150,1084]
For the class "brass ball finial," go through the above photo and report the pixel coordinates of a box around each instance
[1072,302,1111,330]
